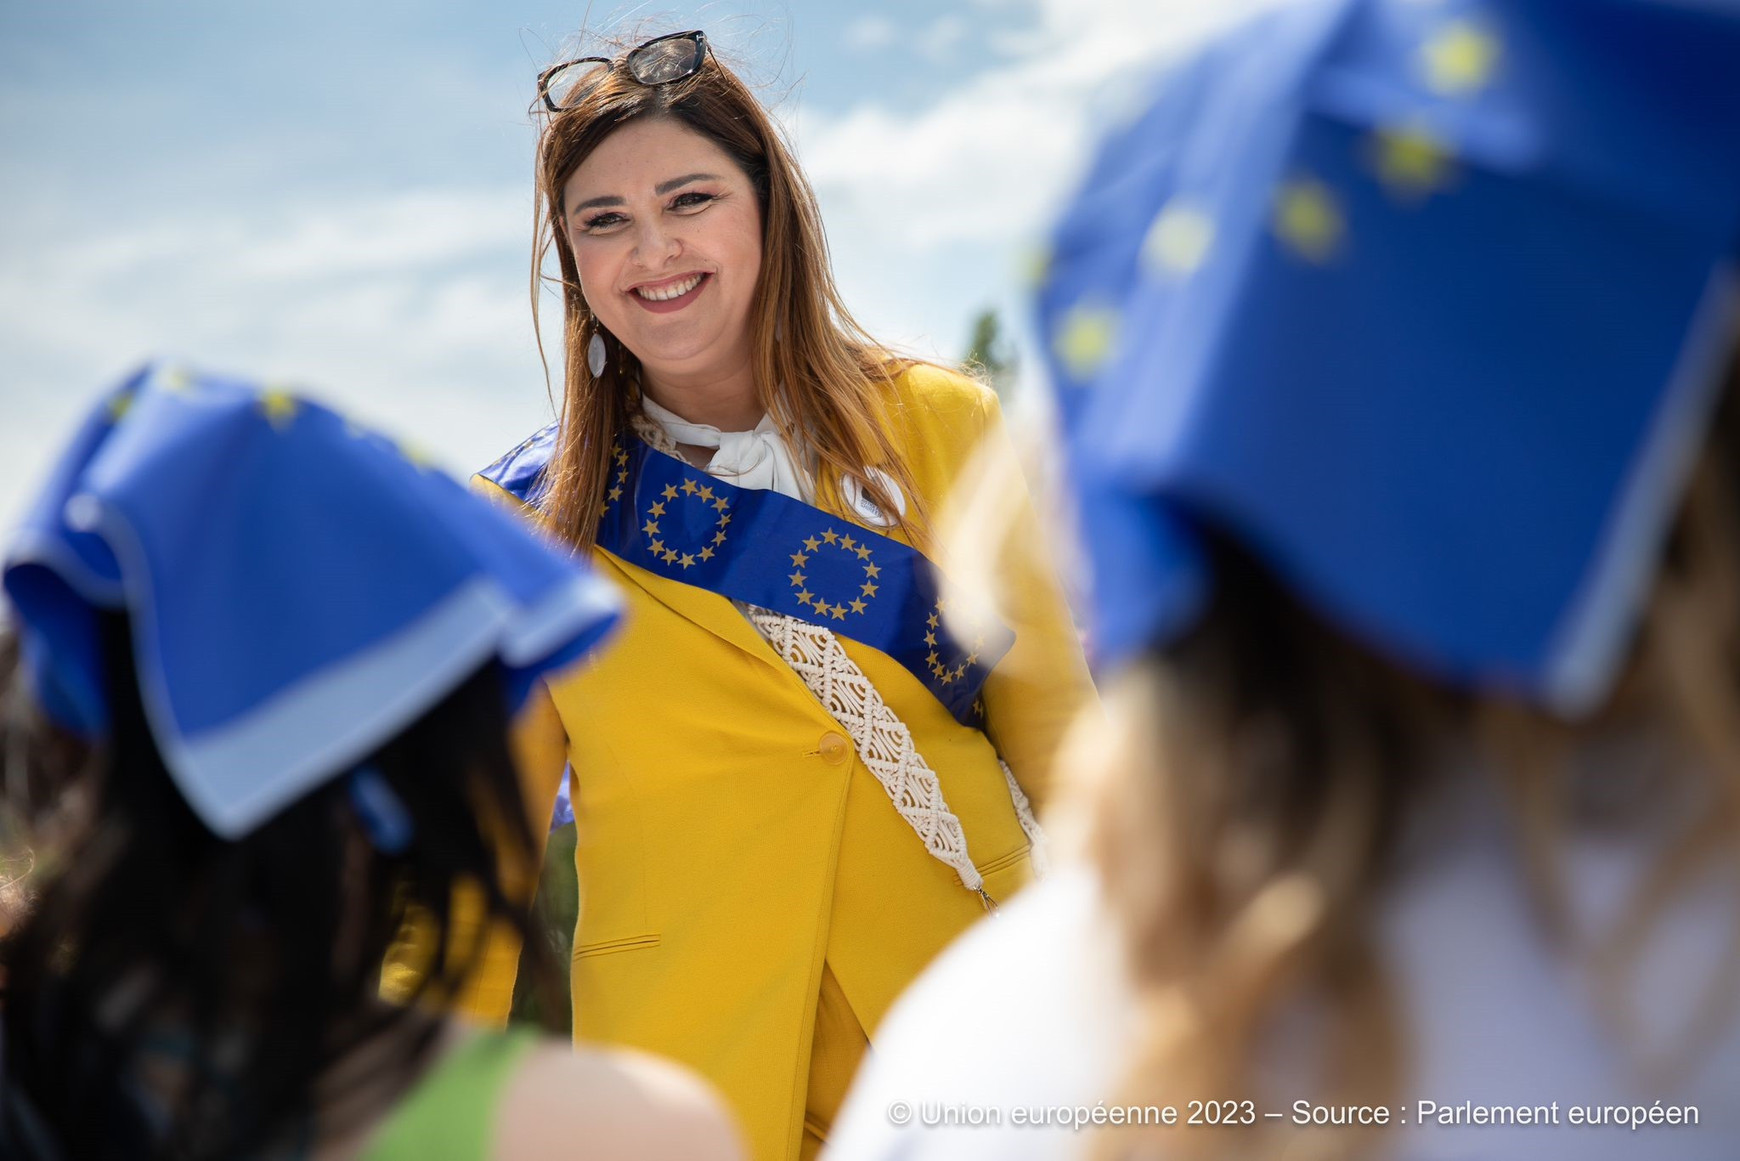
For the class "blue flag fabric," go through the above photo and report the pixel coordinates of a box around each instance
[1039,0,1740,714]
[3,364,622,838]
[482,427,1012,727]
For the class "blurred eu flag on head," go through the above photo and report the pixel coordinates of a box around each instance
[1038,0,1740,714]
[3,363,621,838]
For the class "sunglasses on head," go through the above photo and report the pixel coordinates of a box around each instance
[537,30,710,113]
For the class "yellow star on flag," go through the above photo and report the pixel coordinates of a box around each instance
[831,606,847,621]
[1273,179,1344,263]
[789,571,807,586]
[608,486,623,502]
[822,529,839,545]
[643,519,661,536]
[1371,124,1456,198]
[849,599,866,615]
[855,546,871,560]
[649,538,666,554]
[1142,200,1216,276]
[259,389,299,430]
[865,563,881,579]
[700,547,716,561]
[107,392,134,421]
[1419,20,1500,96]
[662,549,678,563]
[680,553,695,569]
[791,552,810,567]
[1052,302,1119,383]
[797,590,813,605]
[399,441,437,471]
[840,535,856,552]
[862,582,879,598]
[650,501,667,516]
[804,536,822,552]
[699,485,714,501]
[662,484,679,500]
[159,366,196,394]
[814,600,831,617]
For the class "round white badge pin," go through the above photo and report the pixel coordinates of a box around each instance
[842,470,905,528]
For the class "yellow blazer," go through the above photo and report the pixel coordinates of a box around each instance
[473,365,1095,1161]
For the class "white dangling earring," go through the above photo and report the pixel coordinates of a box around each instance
[587,331,608,377]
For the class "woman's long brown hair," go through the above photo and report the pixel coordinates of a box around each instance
[531,33,923,549]
[1083,353,1740,1161]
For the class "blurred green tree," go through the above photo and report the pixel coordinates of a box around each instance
[963,306,1016,399]
[509,821,578,1034]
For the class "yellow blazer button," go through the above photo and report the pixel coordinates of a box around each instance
[818,732,851,765]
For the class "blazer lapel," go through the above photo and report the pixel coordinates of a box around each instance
[595,547,788,671]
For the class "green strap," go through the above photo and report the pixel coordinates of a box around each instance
[360,1028,539,1161]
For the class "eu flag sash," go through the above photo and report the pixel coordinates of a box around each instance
[483,427,1012,726]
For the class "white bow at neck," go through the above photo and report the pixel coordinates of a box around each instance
[639,395,815,503]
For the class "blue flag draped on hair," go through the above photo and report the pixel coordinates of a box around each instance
[3,364,622,838]
[1038,0,1740,715]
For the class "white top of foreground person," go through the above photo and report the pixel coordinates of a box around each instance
[829,818,1740,1161]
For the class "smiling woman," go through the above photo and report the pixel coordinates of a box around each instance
[562,118,767,431]
[461,26,1100,1161]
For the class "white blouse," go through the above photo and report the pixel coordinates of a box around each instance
[825,779,1740,1161]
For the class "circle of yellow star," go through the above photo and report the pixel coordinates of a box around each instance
[259,389,300,430]
[643,470,731,564]
[788,527,879,620]
[1370,124,1456,199]
[1142,201,1216,276]
[1272,178,1345,263]
[158,366,196,395]
[1419,20,1500,96]
[1052,302,1120,382]
[398,441,437,471]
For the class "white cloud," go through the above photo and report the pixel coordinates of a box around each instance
[795,0,1297,255]
[237,190,534,280]
[0,187,561,528]
[918,15,971,63]
[844,15,898,51]
[783,0,1301,395]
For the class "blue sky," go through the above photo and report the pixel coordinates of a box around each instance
[0,0,1273,525]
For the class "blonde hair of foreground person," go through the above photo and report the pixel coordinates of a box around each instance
[1078,349,1740,1161]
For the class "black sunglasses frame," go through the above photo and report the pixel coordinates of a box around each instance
[537,30,711,113]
